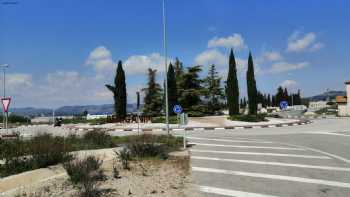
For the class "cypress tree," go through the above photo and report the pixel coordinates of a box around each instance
[246,52,258,114]
[167,63,177,115]
[106,60,127,119]
[226,49,240,116]
[267,94,272,107]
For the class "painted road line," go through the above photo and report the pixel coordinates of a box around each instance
[190,149,332,159]
[192,156,350,172]
[199,185,279,197]
[187,136,274,144]
[192,143,305,151]
[192,167,350,189]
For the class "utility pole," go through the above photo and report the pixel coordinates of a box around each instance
[162,0,170,135]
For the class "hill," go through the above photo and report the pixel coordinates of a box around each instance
[308,90,346,101]
[9,104,138,117]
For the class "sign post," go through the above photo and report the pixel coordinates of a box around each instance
[173,105,188,149]
[280,100,289,110]
[1,97,11,130]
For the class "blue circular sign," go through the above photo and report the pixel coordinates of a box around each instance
[173,105,183,114]
[280,101,289,110]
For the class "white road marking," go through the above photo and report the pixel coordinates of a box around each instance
[199,185,279,197]
[187,136,274,144]
[277,142,350,164]
[193,167,350,188]
[190,149,332,159]
[192,156,350,172]
[192,143,305,150]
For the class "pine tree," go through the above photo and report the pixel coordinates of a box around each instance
[267,94,272,107]
[204,64,224,114]
[226,49,240,116]
[178,65,204,116]
[142,69,163,116]
[106,60,127,119]
[275,86,284,106]
[167,63,177,115]
[246,52,258,114]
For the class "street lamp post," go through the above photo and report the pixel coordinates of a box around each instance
[0,64,9,130]
[162,0,170,135]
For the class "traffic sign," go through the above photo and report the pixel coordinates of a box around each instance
[173,104,183,114]
[1,97,11,113]
[280,100,288,110]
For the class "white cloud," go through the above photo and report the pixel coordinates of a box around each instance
[85,46,115,75]
[280,80,298,89]
[194,49,226,66]
[208,33,246,49]
[268,61,309,74]
[310,42,324,52]
[7,73,33,88]
[124,53,168,75]
[287,32,324,52]
[261,51,283,62]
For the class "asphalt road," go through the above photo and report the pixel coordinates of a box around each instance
[184,118,350,197]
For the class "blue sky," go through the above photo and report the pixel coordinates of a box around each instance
[0,0,349,108]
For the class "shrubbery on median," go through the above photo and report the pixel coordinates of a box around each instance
[0,131,183,177]
[228,114,267,122]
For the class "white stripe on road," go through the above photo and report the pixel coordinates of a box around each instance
[192,156,350,172]
[199,185,279,197]
[192,143,305,151]
[187,136,274,144]
[193,167,350,188]
[190,149,331,159]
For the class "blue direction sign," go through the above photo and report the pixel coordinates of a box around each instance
[173,105,183,114]
[280,101,289,110]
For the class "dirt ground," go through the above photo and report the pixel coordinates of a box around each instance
[1,150,199,197]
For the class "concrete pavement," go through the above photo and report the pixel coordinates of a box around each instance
[186,118,350,197]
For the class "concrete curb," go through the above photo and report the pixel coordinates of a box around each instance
[103,120,312,133]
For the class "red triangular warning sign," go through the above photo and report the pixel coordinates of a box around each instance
[2,97,11,113]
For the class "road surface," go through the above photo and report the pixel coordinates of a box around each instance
[184,118,350,197]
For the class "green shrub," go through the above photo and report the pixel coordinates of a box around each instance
[0,133,71,177]
[151,116,178,124]
[228,114,267,122]
[82,130,114,148]
[64,156,106,197]
[115,148,132,170]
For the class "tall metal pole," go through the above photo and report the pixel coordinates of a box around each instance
[162,0,170,135]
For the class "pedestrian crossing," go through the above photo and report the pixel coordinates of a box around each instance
[189,136,350,197]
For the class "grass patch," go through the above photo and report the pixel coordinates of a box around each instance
[151,116,178,124]
[0,131,182,177]
[0,134,72,177]
[228,114,267,122]
[62,118,107,125]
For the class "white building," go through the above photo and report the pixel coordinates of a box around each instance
[86,114,108,120]
[338,81,350,116]
[309,101,328,111]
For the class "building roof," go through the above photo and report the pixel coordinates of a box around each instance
[336,96,347,104]
[345,80,350,85]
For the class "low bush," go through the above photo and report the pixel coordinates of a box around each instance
[115,148,132,170]
[0,134,71,177]
[64,156,106,197]
[228,114,267,122]
[83,130,114,148]
[151,116,178,124]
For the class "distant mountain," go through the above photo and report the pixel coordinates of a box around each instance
[9,104,138,117]
[308,91,346,101]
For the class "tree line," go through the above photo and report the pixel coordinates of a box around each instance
[106,49,302,119]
